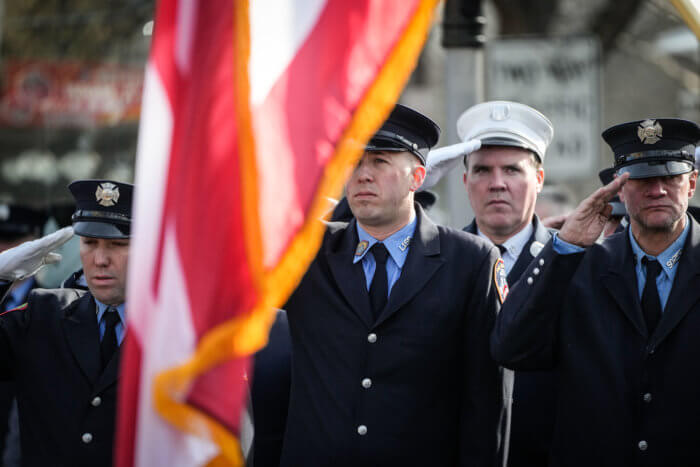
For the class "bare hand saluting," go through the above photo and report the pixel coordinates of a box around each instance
[559,172,630,247]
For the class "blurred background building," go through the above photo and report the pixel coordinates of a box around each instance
[0,0,695,237]
[402,0,700,227]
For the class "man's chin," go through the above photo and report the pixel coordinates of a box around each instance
[636,213,682,233]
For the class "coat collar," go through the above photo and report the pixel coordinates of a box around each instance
[601,216,700,342]
[601,228,647,337]
[507,216,551,283]
[62,292,121,391]
[62,292,101,385]
[326,204,444,328]
[463,216,551,283]
[652,216,700,347]
[375,205,444,327]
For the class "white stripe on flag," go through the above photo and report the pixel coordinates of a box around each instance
[130,57,217,467]
[134,228,215,467]
[129,63,172,335]
[249,0,327,105]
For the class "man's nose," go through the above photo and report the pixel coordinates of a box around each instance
[646,179,667,197]
[94,248,110,266]
[488,170,507,190]
[354,162,374,182]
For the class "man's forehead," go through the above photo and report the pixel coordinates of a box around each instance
[79,235,130,243]
[364,149,410,157]
[361,149,421,165]
[623,172,688,183]
[469,146,535,163]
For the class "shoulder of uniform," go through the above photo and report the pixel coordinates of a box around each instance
[595,230,627,256]
[324,220,349,236]
[27,287,89,310]
[0,302,28,317]
[437,224,496,257]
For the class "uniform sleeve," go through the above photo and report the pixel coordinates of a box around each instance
[490,240,584,371]
[460,245,507,467]
[0,286,32,379]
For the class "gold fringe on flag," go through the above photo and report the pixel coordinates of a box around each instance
[152,0,441,465]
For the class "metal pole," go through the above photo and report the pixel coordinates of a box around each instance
[441,0,485,228]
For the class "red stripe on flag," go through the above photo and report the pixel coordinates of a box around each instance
[117,0,440,464]
[155,0,256,337]
[254,0,423,267]
[115,332,143,467]
[149,0,254,441]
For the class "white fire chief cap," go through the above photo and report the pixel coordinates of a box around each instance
[456,100,554,163]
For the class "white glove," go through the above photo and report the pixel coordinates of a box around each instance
[421,139,481,190]
[0,227,74,281]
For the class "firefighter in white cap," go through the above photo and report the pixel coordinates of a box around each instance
[454,100,556,467]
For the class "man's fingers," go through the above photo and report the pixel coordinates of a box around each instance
[598,172,629,201]
[34,227,74,252]
[43,252,63,265]
[580,172,629,211]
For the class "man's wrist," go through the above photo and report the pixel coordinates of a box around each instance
[552,232,586,255]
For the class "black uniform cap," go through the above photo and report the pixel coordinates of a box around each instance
[365,104,440,165]
[69,180,133,239]
[603,118,700,179]
[0,204,47,240]
[598,167,627,217]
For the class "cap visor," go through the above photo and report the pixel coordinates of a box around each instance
[73,221,129,239]
[480,135,542,161]
[617,160,693,179]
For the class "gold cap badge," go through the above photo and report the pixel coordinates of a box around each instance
[637,119,663,145]
[95,182,120,207]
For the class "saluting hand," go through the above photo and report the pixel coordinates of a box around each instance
[559,172,629,247]
[0,227,74,281]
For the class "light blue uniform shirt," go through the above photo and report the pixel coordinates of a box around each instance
[477,222,533,276]
[95,299,127,345]
[628,219,688,311]
[353,218,417,296]
[552,217,690,311]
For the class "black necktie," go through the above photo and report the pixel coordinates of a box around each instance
[369,243,390,320]
[496,244,507,255]
[100,307,120,369]
[641,257,662,335]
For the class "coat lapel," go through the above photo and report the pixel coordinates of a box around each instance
[94,345,121,393]
[601,230,647,338]
[375,206,445,327]
[327,219,375,328]
[462,218,477,235]
[62,293,101,385]
[652,217,700,347]
[507,216,551,283]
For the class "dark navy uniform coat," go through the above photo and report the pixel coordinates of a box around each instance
[251,310,292,467]
[0,288,118,467]
[281,206,505,467]
[465,216,556,467]
[492,218,700,467]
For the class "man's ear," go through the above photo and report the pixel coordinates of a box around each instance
[535,168,545,193]
[688,169,698,198]
[410,165,426,192]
